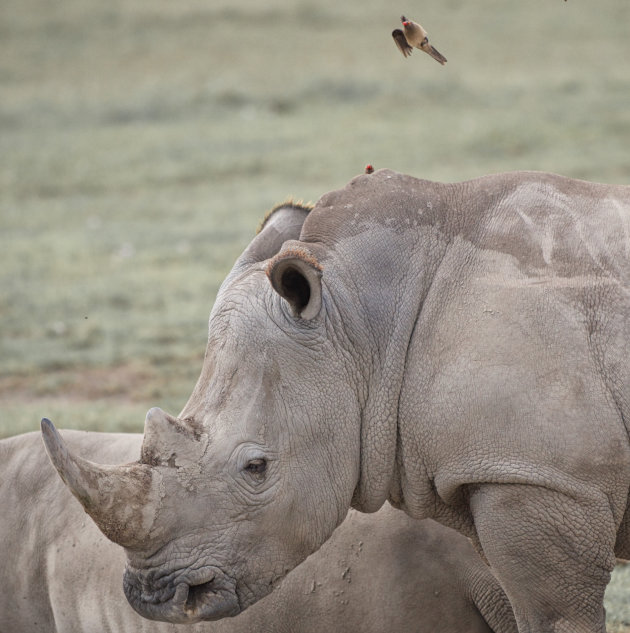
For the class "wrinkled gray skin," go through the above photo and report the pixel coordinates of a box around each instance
[42,170,630,633]
[0,430,516,633]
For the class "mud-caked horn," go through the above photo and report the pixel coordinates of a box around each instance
[41,418,162,549]
[140,407,208,469]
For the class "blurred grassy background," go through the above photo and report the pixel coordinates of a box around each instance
[1,0,629,429]
[1,0,630,625]
[2,0,629,436]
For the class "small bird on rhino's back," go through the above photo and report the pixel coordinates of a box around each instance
[392,15,447,65]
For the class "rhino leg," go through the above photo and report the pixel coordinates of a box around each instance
[470,483,615,633]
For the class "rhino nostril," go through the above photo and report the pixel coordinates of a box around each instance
[186,577,216,611]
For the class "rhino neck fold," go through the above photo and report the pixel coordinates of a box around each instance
[338,225,449,513]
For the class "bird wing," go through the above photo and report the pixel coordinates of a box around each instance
[392,29,413,57]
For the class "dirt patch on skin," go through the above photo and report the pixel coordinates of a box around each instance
[0,364,157,403]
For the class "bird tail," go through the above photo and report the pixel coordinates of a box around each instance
[427,45,447,65]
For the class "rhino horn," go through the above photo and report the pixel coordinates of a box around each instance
[140,407,207,468]
[41,418,160,549]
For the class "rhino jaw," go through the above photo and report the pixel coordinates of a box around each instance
[123,563,240,623]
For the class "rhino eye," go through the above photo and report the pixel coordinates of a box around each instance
[244,458,267,476]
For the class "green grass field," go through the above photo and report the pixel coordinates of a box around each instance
[2,0,630,626]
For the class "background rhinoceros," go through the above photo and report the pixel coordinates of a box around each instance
[0,429,517,633]
[42,169,630,633]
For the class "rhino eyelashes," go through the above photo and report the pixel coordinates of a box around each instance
[244,458,267,476]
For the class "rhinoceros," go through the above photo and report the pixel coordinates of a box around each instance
[41,170,630,633]
[0,431,516,633]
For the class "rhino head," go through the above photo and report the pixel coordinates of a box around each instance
[41,199,371,623]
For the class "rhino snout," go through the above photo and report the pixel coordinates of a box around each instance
[123,565,240,623]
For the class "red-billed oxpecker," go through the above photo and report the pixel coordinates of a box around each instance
[392,15,447,65]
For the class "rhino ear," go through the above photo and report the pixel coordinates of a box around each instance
[241,202,312,266]
[267,244,323,320]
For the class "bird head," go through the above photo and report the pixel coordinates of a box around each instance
[400,15,410,26]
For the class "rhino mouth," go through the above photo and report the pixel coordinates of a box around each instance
[123,565,241,623]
